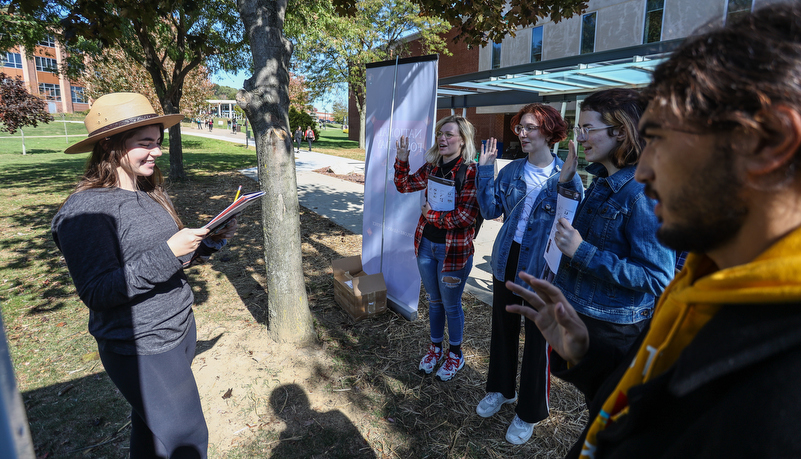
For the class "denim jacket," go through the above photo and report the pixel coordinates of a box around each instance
[553,163,675,324]
[476,156,584,286]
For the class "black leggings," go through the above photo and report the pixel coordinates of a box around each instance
[485,242,550,424]
[99,321,208,459]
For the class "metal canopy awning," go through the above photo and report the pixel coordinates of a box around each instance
[438,39,683,109]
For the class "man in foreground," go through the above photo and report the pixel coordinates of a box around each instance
[507,4,801,458]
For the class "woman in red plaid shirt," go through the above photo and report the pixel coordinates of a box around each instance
[394,115,481,382]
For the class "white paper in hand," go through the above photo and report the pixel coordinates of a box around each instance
[427,176,456,212]
[543,186,582,273]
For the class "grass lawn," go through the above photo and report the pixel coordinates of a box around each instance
[311,126,365,161]
[0,126,584,458]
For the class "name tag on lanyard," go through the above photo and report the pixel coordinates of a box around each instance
[427,176,456,212]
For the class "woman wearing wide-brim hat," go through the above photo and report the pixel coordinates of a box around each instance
[52,92,236,458]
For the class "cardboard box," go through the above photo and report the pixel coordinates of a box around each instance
[332,256,387,321]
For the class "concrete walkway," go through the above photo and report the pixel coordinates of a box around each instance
[182,126,497,306]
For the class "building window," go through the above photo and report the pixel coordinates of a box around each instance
[35,56,58,73]
[3,52,23,69]
[491,41,502,69]
[530,26,543,63]
[71,86,87,104]
[580,12,597,54]
[643,0,665,44]
[38,35,56,47]
[39,83,61,101]
[726,0,753,24]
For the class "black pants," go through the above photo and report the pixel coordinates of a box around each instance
[580,313,649,358]
[99,319,208,459]
[485,242,550,424]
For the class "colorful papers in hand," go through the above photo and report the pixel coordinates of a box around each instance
[203,190,266,232]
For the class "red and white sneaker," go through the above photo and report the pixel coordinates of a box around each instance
[418,344,443,375]
[435,351,465,381]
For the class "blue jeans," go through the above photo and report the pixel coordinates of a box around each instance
[416,237,473,347]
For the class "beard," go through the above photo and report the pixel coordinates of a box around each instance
[652,151,749,253]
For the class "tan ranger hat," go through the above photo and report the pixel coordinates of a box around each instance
[65,92,185,154]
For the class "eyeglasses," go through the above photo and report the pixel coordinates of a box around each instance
[573,125,614,139]
[513,124,541,135]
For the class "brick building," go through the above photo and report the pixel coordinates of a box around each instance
[3,35,89,114]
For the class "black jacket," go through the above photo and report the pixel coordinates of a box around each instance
[554,303,801,458]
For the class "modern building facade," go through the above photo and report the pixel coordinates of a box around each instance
[2,35,89,114]
[350,0,784,156]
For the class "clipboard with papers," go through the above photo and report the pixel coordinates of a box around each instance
[203,190,266,232]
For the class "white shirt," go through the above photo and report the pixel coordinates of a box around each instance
[513,159,556,244]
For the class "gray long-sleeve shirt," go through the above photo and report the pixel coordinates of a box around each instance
[52,188,194,355]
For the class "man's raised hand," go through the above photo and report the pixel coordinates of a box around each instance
[505,271,590,365]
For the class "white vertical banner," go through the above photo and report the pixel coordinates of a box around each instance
[362,55,439,321]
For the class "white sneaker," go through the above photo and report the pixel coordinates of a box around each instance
[418,344,443,375]
[505,414,538,445]
[476,391,518,418]
[435,351,465,381]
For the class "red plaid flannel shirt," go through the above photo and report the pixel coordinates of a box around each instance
[393,157,480,272]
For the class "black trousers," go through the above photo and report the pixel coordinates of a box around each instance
[485,242,550,424]
[99,319,208,459]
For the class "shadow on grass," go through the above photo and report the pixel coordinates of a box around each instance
[0,156,86,194]
[23,371,131,458]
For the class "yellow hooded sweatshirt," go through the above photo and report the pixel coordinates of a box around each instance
[581,226,801,458]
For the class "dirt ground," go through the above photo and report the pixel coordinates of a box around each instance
[160,170,585,458]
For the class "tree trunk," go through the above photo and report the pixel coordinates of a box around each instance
[354,93,367,150]
[158,91,186,181]
[236,0,315,344]
[359,107,366,150]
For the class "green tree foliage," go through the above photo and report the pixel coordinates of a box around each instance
[0,6,60,59]
[0,72,52,134]
[333,0,588,46]
[212,84,239,100]
[82,47,215,121]
[331,100,347,124]
[10,0,249,181]
[288,106,316,135]
[290,0,451,148]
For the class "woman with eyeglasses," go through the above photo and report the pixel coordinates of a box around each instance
[394,115,481,382]
[551,88,675,357]
[474,103,584,444]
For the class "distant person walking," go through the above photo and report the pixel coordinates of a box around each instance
[207,118,213,132]
[304,126,315,151]
[232,118,237,134]
[294,127,302,153]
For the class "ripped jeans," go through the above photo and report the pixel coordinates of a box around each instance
[416,237,473,347]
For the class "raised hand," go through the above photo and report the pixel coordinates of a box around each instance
[396,136,410,162]
[167,227,210,257]
[478,137,498,166]
[559,140,579,183]
[505,271,589,365]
